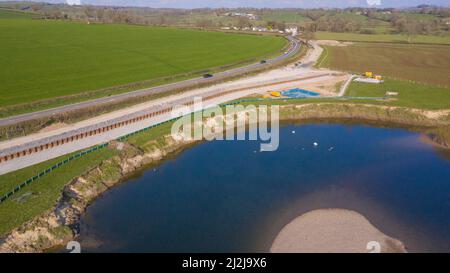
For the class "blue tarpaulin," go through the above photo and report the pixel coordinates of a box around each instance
[281,88,320,98]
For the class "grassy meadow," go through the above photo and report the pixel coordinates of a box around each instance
[0,121,175,236]
[317,41,450,109]
[0,147,118,236]
[314,31,450,45]
[317,43,450,87]
[0,17,285,108]
[260,11,311,23]
[0,8,39,19]
[346,78,450,110]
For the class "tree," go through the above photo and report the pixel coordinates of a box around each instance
[404,21,419,42]
[157,14,166,26]
[302,29,314,45]
[237,17,250,29]
[308,22,318,32]
[84,6,96,21]
[276,21,286,32]
[30,4,41,12]
[306,10,326,21]
[96,8,105,22]
[266,21,277,30]
[196,19,213,29]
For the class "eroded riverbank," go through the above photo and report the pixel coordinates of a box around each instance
[1,103,449,252]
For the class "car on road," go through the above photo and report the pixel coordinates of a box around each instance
[260,60,267,64]
[203,73,214,78]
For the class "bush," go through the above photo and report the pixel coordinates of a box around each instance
[359,29,375,34]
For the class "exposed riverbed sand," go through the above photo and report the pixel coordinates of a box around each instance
[271,209,406,253]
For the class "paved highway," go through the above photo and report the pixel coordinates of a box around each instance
[0,70,332,175]
[0,36,301,128]
[1,37,350,176]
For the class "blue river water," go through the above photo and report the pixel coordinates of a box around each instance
[78,123,450,253]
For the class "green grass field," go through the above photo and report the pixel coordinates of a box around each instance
[260,11,311,23]
[243,77,450,110]
[317,43,450,87]
[0,18,285,108]
[0,8,39,19]
[314,31,450,45]
[0,121,175,236]
[346,78,450,110]
[326,12,370,23]
[0,147,118,236]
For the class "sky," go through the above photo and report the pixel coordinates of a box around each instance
[3,0,450,8]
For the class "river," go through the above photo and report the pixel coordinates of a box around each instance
[76,123,450,253]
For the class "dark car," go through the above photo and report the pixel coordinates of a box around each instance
[203,73,213,78]
[260,60,267,64]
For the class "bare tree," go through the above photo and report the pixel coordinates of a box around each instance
[158,14,166,26]
[96,8,105,22]
[302,29,314,45]
[30,4,41,12]
[196,19,213,29]
[404,21,419,42]
[266,21,277,30]
[276,21,286,32]
[236,17,250,29]
[43,7,63,19]
[84,6,96,21]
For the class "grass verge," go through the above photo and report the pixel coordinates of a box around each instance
[0,148,117,236]
[314,31,450,45]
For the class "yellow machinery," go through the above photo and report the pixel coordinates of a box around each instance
[365,72,373,78]
[375,75,382,80]
[270,91,281,97]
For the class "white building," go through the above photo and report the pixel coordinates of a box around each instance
[66,0,81,5]
[252,26,268,32]
[246,13,257,20]
[285,26,298,36]
[225,12,257,20]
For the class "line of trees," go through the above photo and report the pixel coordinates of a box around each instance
[390,15,441,36]
[6,2,449,36]
[83,6,148,25]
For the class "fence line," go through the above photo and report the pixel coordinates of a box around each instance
[0,100,222,204]
[0,115,178,204]
[0,95,388,204]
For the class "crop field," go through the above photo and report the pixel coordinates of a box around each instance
[0,18,285,108]
[317,43,450,87]
[314,31,450,45]
[260,11,311,23]
[0,8,39,19]
[326,12,370,23]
